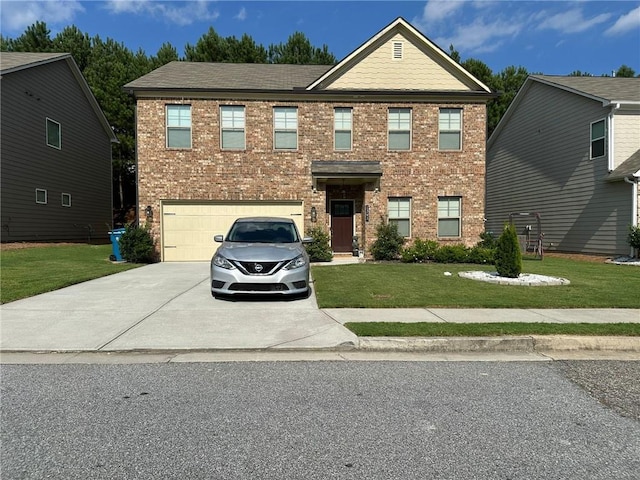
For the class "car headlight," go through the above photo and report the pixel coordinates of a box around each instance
[284,254,307,270]
[212,254,235,270]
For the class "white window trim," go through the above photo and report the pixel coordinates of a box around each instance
[273,106,298,151]
[166,104,192,149]
[61,193,72,207]
[334,107,353,151]
[220,105,246,150]
[388,108,412,151]
[590,118,606,160]
[438,108,463,151]
[388,197,411,238]
[46,118,61,150]
[36,188,47,205]
[438,196,462,238]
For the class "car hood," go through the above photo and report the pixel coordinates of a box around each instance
[216,242,306,262]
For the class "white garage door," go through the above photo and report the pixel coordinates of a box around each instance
[161,201,304,261]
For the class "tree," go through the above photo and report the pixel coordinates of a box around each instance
[615,64,636,78]
[52,26,92,70]
[495,223,522,278]
[490,65,529,135]
[268,32,336,64]
[150,42,180,69]
[6,21,53,51]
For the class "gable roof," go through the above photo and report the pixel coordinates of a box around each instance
[607,149,640,181]
[488,75,640,149]
[1,52,118,143]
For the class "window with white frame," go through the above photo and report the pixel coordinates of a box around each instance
[388,108,411,150]
[388,197,411,237]
[274,107,298,150]
[166,105,191,148]
[590,119,606,159]
[46,118,61,149]
[36,189,47,204]
[438,196,461,237]
[439,108,462,150]
[220,105,245,150]
[62,193,72,207]
[334,107,352,150]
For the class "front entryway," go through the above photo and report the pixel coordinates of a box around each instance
[331,200,354,253]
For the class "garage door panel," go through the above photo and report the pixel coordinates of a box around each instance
[161,202,304,261]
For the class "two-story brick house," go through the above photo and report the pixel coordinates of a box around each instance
[124,17,493,261]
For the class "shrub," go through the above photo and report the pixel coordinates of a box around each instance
[467,246,496,264]
[304,226,333,262]
[477,231,497,249]
[495,223,522,278]
[118,224,155,263]
[370,221,405,261]
[628,225,640,255]
[432,244,470,263]
[400,238,440,263]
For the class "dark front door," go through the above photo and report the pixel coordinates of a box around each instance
[331,201,354,252]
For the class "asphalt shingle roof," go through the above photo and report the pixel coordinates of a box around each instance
[608,149,640,180]
[124,61,334,91]
[0,52,70,73]
[532,75,640,103]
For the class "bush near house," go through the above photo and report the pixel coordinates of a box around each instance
[370,221,405,261]
[495,223,522,278]
[118,224,155,263]
[628,225,640,256]
[400,235,495,265]
[305,226,333,262]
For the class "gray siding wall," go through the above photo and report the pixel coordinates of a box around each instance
[486,81,632,255]
[1,60,112,242]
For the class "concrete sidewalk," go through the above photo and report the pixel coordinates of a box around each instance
[1,262,638,360]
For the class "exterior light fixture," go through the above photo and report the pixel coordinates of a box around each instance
[310,206,317,223]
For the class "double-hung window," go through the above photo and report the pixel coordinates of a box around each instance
[388,197,411,237]
[438,197,461,237]
[221,106,245,150]
[388,108,411,150]
[590,119,606,159]
[36,189,47,205]
[62,193,72,207]
[274,107,298,150]
[439,108,462,150]
[166,105,191,148]
[334,107,352,150]
[46,118,61,149]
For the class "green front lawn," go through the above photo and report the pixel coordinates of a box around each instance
[311,257,640,308]
[1,244,141,304]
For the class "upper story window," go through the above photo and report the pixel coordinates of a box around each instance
[46,118,61,149]
[334,107,352,151]
[274,107,298,150]
[388,197,411,237]
[438,196,461,237]
[61,193,72,207]
[221,105,245,150]
[439,108,462,151]
[36,188,47,205]
[166,105,191,149]
[590,119,606,159]
[388,108,411,151]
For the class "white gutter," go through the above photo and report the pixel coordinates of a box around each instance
[624,176,638,257]
[608,103,620,172]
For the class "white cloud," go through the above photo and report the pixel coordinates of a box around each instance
[605,5,640,36]
[418,0,465,27]
[235,7,247,21]
[537,8,611,34]
[103,0,219,26]
[436,16,523,54]
[0,0,84,33]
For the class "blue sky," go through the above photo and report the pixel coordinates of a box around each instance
[1,1,639,76]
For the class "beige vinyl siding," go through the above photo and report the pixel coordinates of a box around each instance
[0,60,112,242]
[486,81,631,255]
[161,201,304,261]
[327,33,471,91]
[613,110,640,169]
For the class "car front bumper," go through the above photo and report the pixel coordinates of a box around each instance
[211,265,310,296]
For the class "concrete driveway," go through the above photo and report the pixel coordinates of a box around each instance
[0,263,357,352]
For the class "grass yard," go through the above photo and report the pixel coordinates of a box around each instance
[0,244,141,304]
[311,256,640,309]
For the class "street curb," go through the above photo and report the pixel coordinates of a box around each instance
[357,336,640,353]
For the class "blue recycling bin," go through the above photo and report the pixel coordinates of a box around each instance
[109,228,126,261]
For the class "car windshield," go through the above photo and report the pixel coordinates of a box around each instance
[226,221,299,243]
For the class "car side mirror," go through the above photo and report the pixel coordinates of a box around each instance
[302,237,313,244]
[214,235,224,243]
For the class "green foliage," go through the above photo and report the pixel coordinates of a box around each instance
[477,231,497,249]
[118,224,155,263]
[432,244,470,263]
[400,238,440,263]
[495,223,522,278]
[304,226,333,262]
[268,31,337,64]
[467,246,496,264]
[370,221,405,261]
[628,225,640,252]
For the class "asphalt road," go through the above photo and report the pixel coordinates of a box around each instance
[2,361,638,479]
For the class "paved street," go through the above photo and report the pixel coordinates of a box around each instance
[2,361,638,479]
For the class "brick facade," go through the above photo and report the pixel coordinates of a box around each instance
[137,98,487,258]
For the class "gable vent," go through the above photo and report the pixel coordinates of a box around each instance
[393,41,403,59]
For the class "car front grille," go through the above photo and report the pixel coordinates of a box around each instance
[228,283,289,292]
[234,261,281,275]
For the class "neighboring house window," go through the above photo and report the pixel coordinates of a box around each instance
[274,107,298,150]
[36,189,47,205]
[388,108,411,150]
[334,107,352,151]
[388,197,411,237]
[590,119,606,159]
[220,105,245,150]
[46,118,61,149]
[439,108,462,150]
[62,193,72,207]
[166,105,191,148]
[438,196,461,237]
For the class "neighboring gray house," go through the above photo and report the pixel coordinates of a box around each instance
[486,75,640,256]
[1,52,117,243]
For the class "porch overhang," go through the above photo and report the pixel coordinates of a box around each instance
[311,161,382,190]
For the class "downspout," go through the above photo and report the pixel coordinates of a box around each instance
[624,176,638,257]
[608,103,620,172]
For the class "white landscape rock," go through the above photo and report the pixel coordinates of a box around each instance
[458,271,570,286]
